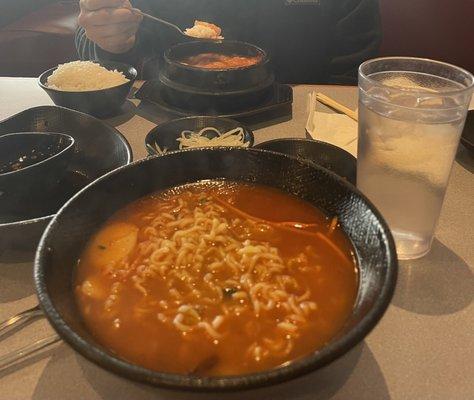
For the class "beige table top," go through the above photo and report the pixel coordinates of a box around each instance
[0,78,473,400]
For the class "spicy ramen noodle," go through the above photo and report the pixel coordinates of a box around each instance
[75,181,358,376]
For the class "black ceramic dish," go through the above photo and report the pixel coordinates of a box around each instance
[159,41,274,113]
[38,61,137,117]
[159,80,274,114]
[256,138,357,185]
[0,106,132,262]
[0,132,74,190]
[145,116,254,155]
[135,81,293,128]
[162,40,272,92]
[461,109,474,154]
[0,132,75,230]
[35,148,397,391]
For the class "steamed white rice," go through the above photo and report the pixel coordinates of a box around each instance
[47,61,129,92]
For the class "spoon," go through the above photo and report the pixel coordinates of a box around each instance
[133,9,222,41]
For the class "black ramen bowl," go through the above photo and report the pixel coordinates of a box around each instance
[255,138,357,185]
[38,61,137,117]
[0,132,75,197]
[145,116,254,155]
[35,148,397,391]
[159,41,274,113]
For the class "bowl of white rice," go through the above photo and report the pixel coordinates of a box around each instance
[39,60,137,117]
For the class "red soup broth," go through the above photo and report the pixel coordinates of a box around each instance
[75,181,358,376]
[180,53,262,69]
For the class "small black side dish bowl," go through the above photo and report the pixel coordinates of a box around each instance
[145,116,254,155]
[255,138,357,185]
[0,132,75,202]
[35,148,397,391]
[38,61,137,117]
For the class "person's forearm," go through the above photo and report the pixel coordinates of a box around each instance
[75,0,164,79]
[75,26,97,61]
[75,25,161,80]
[75,25,160,80]
[75,26,141,63]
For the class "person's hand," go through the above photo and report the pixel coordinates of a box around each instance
[78,0,142,54]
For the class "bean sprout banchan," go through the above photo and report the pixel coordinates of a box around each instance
[75,181,358,376]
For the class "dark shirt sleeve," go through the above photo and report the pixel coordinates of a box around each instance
[327,0,382,84]
[75,1,160,79]
[75,26,144,65]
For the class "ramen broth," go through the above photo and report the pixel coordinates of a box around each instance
[75,181,358,376]
[180,53,262,69]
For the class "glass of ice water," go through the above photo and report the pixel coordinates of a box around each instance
[357,57,473,260]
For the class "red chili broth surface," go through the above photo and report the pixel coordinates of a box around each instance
[180,53,262,69]
[75,181,358,376]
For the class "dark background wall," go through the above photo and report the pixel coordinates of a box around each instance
[379,0,473,73]
[0,0,57,28]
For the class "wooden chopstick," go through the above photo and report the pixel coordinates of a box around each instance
[315,92,358,122]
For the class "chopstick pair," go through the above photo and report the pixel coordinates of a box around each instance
[0,305,60,371]
[314,92,358,122]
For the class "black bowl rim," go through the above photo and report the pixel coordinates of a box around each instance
[0,106,133,228]
[460,109,474,152]
[0,132,75,177]
[145,116,255,155]
[34,147,397,391]
[164,40,270,72]
[38,61,137,94]
[158,72,275,96]
[255,137,357,164]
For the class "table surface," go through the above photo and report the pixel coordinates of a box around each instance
[0,78,473,400]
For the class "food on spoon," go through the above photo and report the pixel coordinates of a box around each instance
[181,53,262,69]
[153,126,250,154]
[46,61,129,91]
[75,181,358,376]
[184,20,223,40]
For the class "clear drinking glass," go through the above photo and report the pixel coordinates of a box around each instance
[357,57,473,260]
